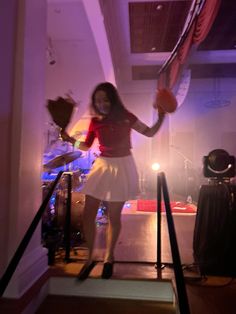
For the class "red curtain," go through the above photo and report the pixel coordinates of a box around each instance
[193,0,221,44]
[158,72,167,89]
[158,0,221,90]
[169,56,182,89]
[177,21,196,65]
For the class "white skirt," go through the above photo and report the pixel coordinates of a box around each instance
[80,155,139,202]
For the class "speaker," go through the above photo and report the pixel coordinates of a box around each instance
[193,184,236,277]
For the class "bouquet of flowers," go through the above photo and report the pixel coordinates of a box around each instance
[47,96,76,130]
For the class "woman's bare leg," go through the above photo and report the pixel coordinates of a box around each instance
[104,201,125,263]
[83,195,101,263]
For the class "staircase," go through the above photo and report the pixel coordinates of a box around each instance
[0,263,178,314]
[36,275,177,314]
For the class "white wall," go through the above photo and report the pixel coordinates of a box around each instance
[46,0,106,128]
[171,78,236,168]
[167,77,236,199]
[0,0,18,273]
[0,0,48,300]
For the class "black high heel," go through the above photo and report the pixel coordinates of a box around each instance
[77,261,97,280]
[101,262,114,279]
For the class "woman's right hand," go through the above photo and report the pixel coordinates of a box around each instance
[60,129,75,144]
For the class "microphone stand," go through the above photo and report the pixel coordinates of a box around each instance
[170,145,193,203]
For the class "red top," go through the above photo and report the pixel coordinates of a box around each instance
[84,110,138,157]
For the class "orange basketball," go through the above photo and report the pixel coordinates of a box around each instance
[154,88,178,113]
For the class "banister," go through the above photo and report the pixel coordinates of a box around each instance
[157,172,190,314]
[0,171,63,297]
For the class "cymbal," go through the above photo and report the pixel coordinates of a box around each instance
[43,151,82,170]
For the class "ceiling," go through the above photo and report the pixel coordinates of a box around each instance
[128,1,191,53]
[47,0,236,102]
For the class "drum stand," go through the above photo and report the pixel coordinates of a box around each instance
[43,172,74,264]
[62,172,72,262]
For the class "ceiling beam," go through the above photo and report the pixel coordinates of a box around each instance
[82,0,116,85]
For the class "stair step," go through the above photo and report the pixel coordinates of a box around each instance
[36,294,176,314]
[48,276,174,302]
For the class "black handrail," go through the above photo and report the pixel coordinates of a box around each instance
[0,171,63,297]
[157,172,190,314]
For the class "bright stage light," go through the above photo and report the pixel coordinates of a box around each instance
[151,162,161,172]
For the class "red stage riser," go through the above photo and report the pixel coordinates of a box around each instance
[125,200,196,213]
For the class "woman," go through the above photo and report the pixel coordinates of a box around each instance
[61,82,165,279]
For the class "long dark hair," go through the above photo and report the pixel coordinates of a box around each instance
[90,82,126,119]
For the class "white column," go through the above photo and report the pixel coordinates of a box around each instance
[0,0,48,298]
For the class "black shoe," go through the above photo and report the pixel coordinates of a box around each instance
[101,262,113,279]
[77,261,97,280]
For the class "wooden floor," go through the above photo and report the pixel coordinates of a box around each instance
[38,204,236,314]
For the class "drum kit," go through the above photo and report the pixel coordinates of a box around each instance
[42,150,108,259]
[42,96,90,253]
[43,151,82,171]
[42,151,87,250]
[43,151,87,191]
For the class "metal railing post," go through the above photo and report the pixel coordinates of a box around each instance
[160,172,190,314]
[156,173,163,269]
[64,172,72,262]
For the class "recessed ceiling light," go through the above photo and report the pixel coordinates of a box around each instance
[156,4,163,10]
[54,8,61,14]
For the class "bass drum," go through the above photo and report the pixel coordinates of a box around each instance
[56,192,85,233]
[72,170,83,192]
